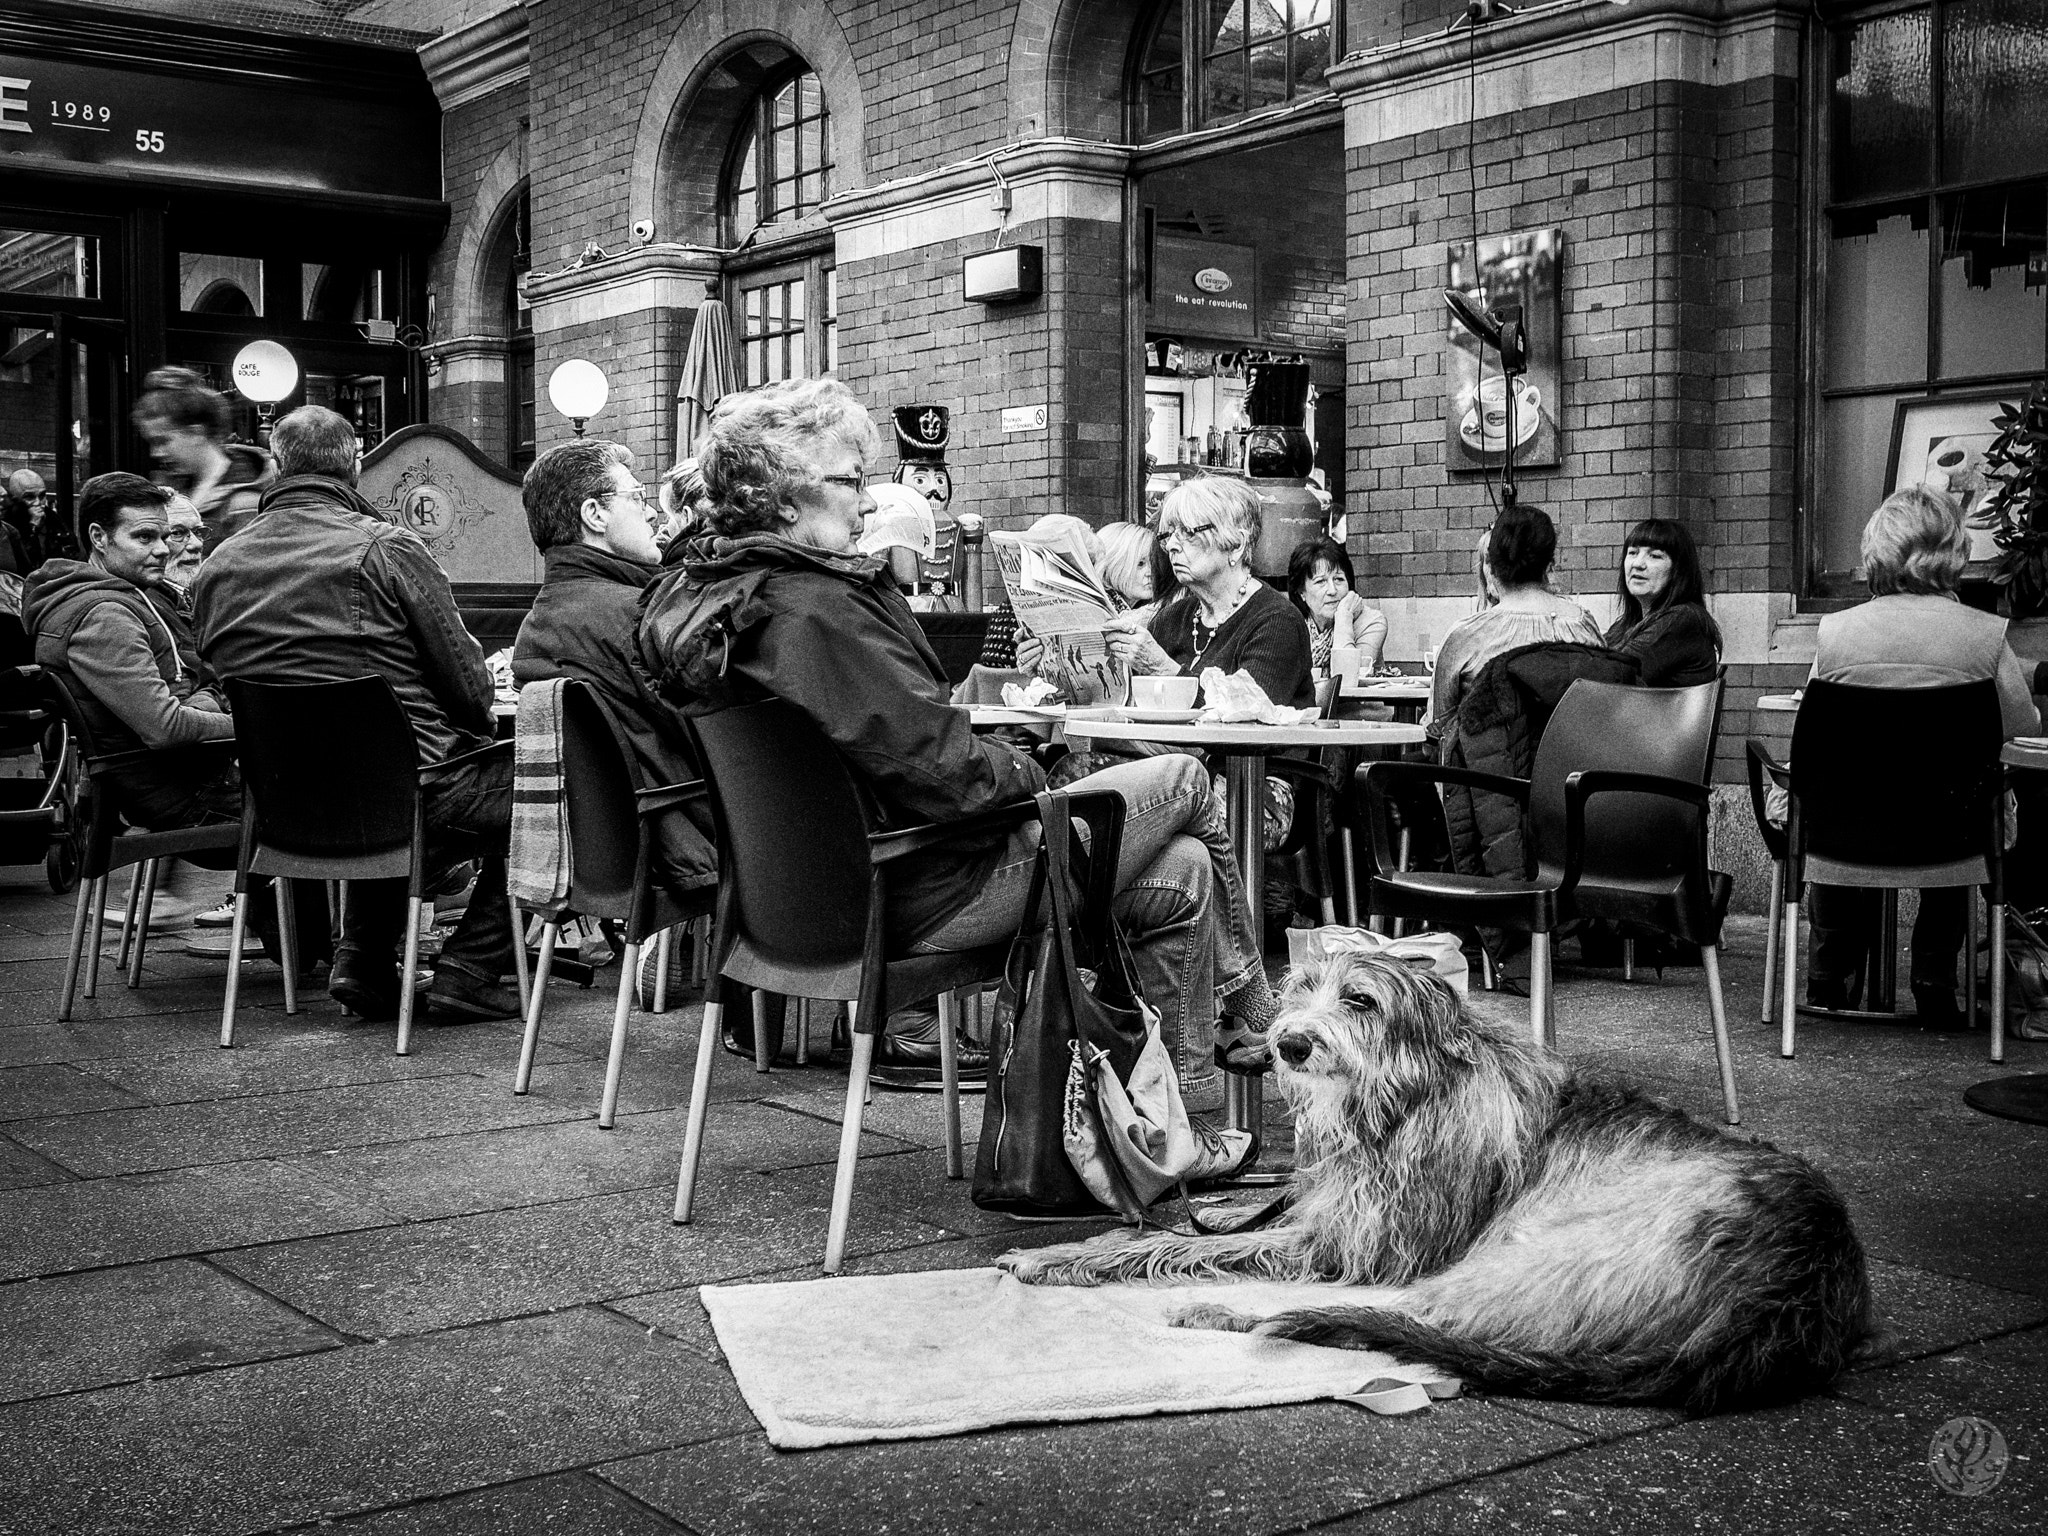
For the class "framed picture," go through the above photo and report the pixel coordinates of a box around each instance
[1884,389,2023,562]
[1144,389,1184,467]
[1446,227,1563,473]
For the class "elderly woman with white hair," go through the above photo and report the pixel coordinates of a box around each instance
[1803,484,2041,1024]
[638,378,1273,1144]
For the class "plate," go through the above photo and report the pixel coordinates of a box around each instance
[1119,707,1207,723]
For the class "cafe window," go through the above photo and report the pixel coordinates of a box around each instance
[0,228,98,301]
[735,258,835,387]
[721,65,833,246]
[1814,1,2048,588]
[1135,1,1338,144]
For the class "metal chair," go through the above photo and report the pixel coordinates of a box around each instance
[218,676,527,1054]
[1772,678,2008,1062]
[671,695,1120,1273]
[508,679,717,1128]
[1364,679,1740,1121]
[40,672,240,1020]
[1747,738,1793,1024]
[0,621,80,893]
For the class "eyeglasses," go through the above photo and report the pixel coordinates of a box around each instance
[1160,517,1222,547]
[819,472,868,492]
[605,485,651,508]
[163,529,199,549]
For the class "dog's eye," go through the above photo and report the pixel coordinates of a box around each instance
[1340,992,1378,1015]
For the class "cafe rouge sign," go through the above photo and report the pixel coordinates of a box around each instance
[1151,235,1258,341]
[0,53,438,201]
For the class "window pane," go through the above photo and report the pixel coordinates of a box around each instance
[1289,0,1331,24]
[798,172,824,211]
[797,73,821,120]
[1831,8,1933,201]
[179,252,263,316]
[1141,66,1184,141]
[1146,0,1184,68]
[746,337,764,388]
[1292,25,1331,95]
[1204,0,1244,53]
[1246,39,1288,111]
[798,118,824,176]
[0,229,97,299]
[1937,184,2048,379]
[1943,0,2048,184]
[1204,50,1246,121]
[772,80,797,131]
[1820,393,1906,573]
[1247,0,1285,39]
[789,278,805,319]
[1825,205,1928,388]
[745,287,763,325]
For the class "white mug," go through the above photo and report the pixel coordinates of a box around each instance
[1331,645,1362,687]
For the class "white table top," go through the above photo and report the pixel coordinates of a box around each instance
[1338,677,1433,700]
[965,706,1063,726]
[2004,742,2048,771]
[1756,693,1802,713]
[1061,715,1427,750]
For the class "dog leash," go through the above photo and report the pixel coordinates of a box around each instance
[1167,1181,1293,1237]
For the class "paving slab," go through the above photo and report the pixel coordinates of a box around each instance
[0,1130,71,1190]
[213,1160,948,1339]
[0,1061,151,1120]
[303,1472,686,1534]
[600,1395,1585,1536]
[0,1159,396,1280]
[1859,1258,2048,1366]
[273,1101,914,1225]
[0,1306,752,1536]
[4,1072,601,1177]
[0,1012,326,1068]
[0,1258,343,1401]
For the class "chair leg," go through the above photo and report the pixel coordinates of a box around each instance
[1529,931,1553,1049]
[1965,892,1980,1030]
[652,925,672,1015]
[690,917,708,985]
[508,891,531,1019]
[1392,828,1413,938]
[1478,945,1496,992]
[276,879,299,1015]
[127,858,162,989]
[1780,889,1801,1058]
[1622,937,1635,983]
[673,990,726,1224]
[1703,944,1739,1125]
[795,999,810,1066]
[115,863,144,972]
[753,989,773,1074]
[218,889,252,1049]
[85,875,108,1000]
[1990,898,2007,1065]
[395,895,422,1056]
[938,990,964,1179]
[58,872,94,1022]
[598,940,639,1129]
[513,921,559,1095]
[824,1012,876,1275]
[1340,827,1359,927]
[1760,861,1782,1023]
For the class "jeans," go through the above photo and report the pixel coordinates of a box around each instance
[1809,884,1968,1001]
[904,752,1276,1112]
[341,752,516,984]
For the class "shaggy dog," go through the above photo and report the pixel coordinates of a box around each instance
[998,952,1874,1413]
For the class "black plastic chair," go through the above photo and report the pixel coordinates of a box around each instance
[1772,678,2008,1062]
[672,696,1122,1273]
[509,679,717,1128]
[1364,679,1739,1121]
[41,672,241,1019]
[0,619,80,893]
[1746,738,1793,1026]
[219,676,526,1054]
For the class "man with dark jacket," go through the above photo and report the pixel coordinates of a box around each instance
[25,473,236,828]
[193,406,517,1024]
[510,439,715,894]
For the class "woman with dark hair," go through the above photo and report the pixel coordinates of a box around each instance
[131,366,275,553]
[1286,538,1386,675]
[1604,518,1722,686]
[1428,504,1602,753]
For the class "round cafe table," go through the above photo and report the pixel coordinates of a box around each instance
[1061,713,1428,1162]
[1337,677,1433,722]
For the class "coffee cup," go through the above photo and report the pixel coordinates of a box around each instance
[1331,645,1362,687]
[1131,675,1199,710]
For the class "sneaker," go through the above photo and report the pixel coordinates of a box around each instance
[193,896,237,929]
[634,933,702,1010]
[424,967,524,1024]
[1183,1119,1258,1186]
[101,893,194,932]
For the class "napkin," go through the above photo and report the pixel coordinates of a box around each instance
[1000,676,1062,709]
[1197,667,1317,726]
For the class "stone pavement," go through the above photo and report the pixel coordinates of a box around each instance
[1,859,2043,1536]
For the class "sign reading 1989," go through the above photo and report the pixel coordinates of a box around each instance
[0,76,164,154]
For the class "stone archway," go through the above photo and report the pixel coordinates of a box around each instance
[629,0,866,243]
[1006,0,1155,143]
[448,136,529,342]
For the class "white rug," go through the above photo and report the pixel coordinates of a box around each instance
[701,1266,1451,1449]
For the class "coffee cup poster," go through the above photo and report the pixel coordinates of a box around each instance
[1445,228,1563,472]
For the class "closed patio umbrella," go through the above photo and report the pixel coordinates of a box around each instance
[676,296,739,462]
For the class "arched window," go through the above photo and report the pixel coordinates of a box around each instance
[501,185,534,469]
[1135,1,1337,143]
[721,66,834,245]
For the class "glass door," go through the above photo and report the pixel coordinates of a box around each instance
[51,314,126,546]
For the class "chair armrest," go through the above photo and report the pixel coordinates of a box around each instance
[637,778,708,815]
[1357,758,1529,875]
[868,797,1044,864]
[84,737,237,778]
[1559,769,1709,899]
[421,737,512,778]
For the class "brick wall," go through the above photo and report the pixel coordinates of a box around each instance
[840,0,1017,180]
[428,82,527,457]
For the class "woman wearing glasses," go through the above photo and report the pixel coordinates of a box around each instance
[640,378,1276,1140]
[1102,477,1313,708]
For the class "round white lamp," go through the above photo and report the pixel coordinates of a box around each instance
[231,339,300,441]
[547,359,608,437]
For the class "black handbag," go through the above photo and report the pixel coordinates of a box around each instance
[971,791,1146,1218]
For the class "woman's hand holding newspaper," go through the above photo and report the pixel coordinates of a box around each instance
[1103,611,1177,676]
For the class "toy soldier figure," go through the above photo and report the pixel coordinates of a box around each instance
[889,403,982,609]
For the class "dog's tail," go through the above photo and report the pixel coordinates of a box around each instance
[1258,1305,1784,1414]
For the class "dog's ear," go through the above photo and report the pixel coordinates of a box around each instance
[1411,970,1484,1063]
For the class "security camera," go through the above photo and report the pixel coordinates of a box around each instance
[631,219,655,245]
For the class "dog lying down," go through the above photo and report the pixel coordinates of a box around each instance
[999,952,1875,1414]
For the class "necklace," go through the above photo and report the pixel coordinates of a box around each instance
[1191,575,1255,655]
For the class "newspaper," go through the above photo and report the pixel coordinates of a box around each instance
[990,525,1129,706]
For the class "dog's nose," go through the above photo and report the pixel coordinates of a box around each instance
[1274,1032,1312,1066]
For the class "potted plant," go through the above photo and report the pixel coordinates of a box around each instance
[1983,378,2048,664]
